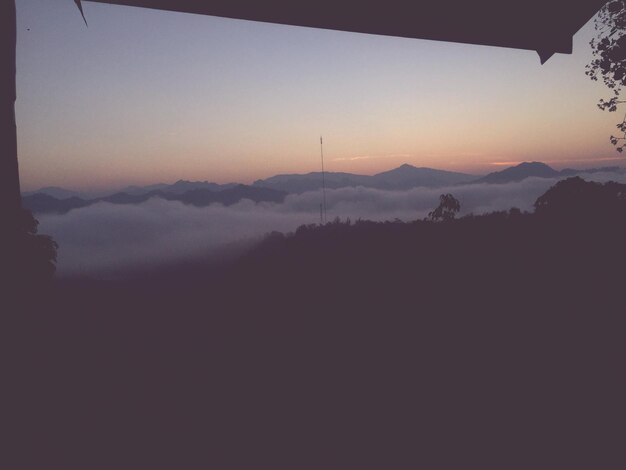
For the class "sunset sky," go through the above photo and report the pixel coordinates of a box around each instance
[15,0,626,191]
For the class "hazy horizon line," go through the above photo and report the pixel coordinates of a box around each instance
[21,156,626,193]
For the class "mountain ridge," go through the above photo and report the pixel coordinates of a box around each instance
[252,164,475,193]
[24,162,625,204]
[475,162,559,184]
[475,162,625,185]
[22,184,287,215]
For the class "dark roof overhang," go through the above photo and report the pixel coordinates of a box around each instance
[84,1,608,63]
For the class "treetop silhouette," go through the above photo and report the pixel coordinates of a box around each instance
[428,194,461,221]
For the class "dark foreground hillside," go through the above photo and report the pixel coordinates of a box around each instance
[5,177,625,469]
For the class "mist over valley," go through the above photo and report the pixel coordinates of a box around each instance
[27,162,626,278]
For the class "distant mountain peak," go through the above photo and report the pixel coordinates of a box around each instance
[518,161,553,169]
[22,186,82,199]
[252,164,474,193]
[476,161,558,184]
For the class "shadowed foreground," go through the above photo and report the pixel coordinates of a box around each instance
[5,178,625,469]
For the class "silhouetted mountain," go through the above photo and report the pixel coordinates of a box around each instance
[253,164,474,193]
[23,163,625,205]
[475,161,559,184]
[168,185,287,206]
[120,179,238,196]
[22,193,89,214]
[558,166,623,177]
[118,183,171,195]
[22,185,287,214]
[370,164,473,189]
[473,162,626,184]
[22,186,83,199]
[252,171,371,193]
[100,192,154,205]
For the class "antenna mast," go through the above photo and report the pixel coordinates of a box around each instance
[320,136,327,224]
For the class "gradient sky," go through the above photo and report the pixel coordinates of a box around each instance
[15,0,626,191]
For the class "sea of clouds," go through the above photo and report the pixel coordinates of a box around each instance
[38,172,626,278]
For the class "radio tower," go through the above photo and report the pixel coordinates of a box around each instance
[320,136,327,224]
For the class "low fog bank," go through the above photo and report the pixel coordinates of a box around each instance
[38,172,626,278]
[39,199,315,279]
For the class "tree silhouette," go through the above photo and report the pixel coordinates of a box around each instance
[533,176,626,219]
[586,0,626,152]
[428,193,461,221]
[9,209,59,285]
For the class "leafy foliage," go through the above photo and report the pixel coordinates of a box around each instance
[10,208,59,284]
[534,175,626,219]
[428,193,461,221]
[586,0,626,151]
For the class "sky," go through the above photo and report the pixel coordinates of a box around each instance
[15,0,626,192]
